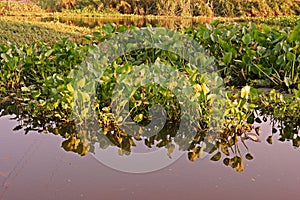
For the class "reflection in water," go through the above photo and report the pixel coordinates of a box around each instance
[1,94,299,173]
[1,114,300,200]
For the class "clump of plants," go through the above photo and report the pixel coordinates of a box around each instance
[186,20,299,89]
[0,22,299,172]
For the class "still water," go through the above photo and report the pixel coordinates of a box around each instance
[1,115,300,200]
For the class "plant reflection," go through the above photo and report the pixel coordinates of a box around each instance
[1,88,299,173]
[0,23,299,172]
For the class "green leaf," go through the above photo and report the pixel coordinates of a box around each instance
[92,32,101,38]
[245,153,254,160]
[242,34,251,45]
[45,49,54,57]
[21,87,30,92]
[101,23,115,34]
[289,22,300,42]
[287,52,296,62]
[241,85,251,99]
[133,114,143,123]
[210,152,221,161]
[223,52,232,65]
[67,83,74,93]
[247,113,255,124]
[85,34,93,40]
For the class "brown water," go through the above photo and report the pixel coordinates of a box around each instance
[1,115,300,200]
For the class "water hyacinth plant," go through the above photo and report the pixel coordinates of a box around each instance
[0,22,299,171]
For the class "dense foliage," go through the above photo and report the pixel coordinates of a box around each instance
[0,22,299,171]
[187,21,300,89]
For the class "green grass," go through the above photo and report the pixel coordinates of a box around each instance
[0,17,91,45]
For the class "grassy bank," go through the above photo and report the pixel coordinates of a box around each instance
[0,17,91,45]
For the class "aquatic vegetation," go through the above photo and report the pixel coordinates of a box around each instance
[240,15,300,27]
[186,21,300,89]
[258,84,300,147]
[0,22,299,172]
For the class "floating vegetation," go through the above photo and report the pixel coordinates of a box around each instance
[0,22,299,172]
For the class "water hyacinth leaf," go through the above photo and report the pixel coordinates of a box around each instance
[133,113,143,123]
[45,49,54,57]
[223,158,230,166]
[101,23,116,34]
[249,87,259,101]
[223,52,232,65]
[289,22,300,42]
[245,153,254,160]
[167,144,175,158]
[228,138,235,147]
[198,146,204,158]
[254,127,261,135]
[92,32,101,38]
[267,136,273,144]
[242,34,251,45]
[286,52,296,62]
[1,53,10,62]
[201,83,210,95]
[255,117,262,123]
[221,144,230,156]
[21,87,30,92]
[188,152,198,161]
[53,101,59,109]
[231,156,239,168]
[67,83,75,93]
[241,86,251,99]
[210,152,221,161]
[236,158,244,172]
[13,125,23,131]
[247,113,255,124]
[246,133,261,142]
[262,116,267,122]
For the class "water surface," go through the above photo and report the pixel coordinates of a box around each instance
[1,115,300,200]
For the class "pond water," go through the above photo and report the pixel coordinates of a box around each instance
[1,114,300,200]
